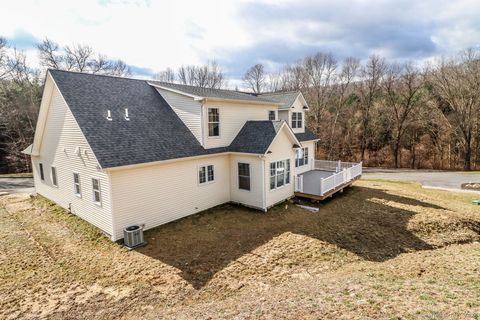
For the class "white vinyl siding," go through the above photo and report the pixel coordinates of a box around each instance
[288,97,306,134]
[109,155,230,240]
[155,88,203,144]
[229,155,264,210]
[203,101,278,149]
[264,127,296,207]
[31,77,113,238]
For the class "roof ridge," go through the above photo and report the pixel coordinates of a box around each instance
[260,90,300,95]
[48,68,150,82]
[150,80,260,96]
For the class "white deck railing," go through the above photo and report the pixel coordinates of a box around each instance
[297,160,362,196]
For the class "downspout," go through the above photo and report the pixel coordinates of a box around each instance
[106,169,117,241]
[259,155,267,211]
[200,103,205,147]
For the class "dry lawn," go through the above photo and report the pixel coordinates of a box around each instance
[0,180,479,319]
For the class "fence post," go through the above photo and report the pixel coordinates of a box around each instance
[337,160,341,172]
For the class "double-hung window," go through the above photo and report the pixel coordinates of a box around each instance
[51,167,58,186]
[270,159,291,190]
[208,108,220,137]
[295,147,309,167]
[238,163,250,191]
[92,178,101,205]
[73,173,81,197]
[199,165,214,184]
[292,112,303,128]
[268,110,276,121]
[39,163,45,181]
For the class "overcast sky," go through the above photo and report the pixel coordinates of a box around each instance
[2,0,480,83]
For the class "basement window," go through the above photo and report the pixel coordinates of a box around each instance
[199,165,215,184]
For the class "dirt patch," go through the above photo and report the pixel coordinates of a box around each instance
[1,181,480,319]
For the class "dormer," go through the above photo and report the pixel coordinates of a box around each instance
[259,91,309,134]
[148,81,282,149]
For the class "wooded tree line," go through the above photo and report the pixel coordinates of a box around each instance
[243,51,480,171]
[1,36,479,173]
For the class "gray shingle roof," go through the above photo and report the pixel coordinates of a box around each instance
[149,81,277,104]
[49,70,226,168]
[259,91,301,109]
[295,128,318,142]
[229,121,284,154]
[47,70,316,168]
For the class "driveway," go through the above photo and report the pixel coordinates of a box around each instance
[362,168,480,192]
[0,177,34,194]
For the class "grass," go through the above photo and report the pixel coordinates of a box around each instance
[0,180,479,319]
[0,172,32,178]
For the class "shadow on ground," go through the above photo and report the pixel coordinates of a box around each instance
[138,186,448,289]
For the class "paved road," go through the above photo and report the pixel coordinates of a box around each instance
[0,178,34,194]
[362,168,480,192]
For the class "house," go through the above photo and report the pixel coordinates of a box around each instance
[23,70,361,241]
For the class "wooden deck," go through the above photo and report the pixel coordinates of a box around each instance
[294,176,360,201]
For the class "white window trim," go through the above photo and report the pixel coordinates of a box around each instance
[292,112,303,129]
[73,172,81,198]
[295,147,309,167]
[268,110,276,121]
[198,164,215,186]
[237,161,251,192]
[51,166,58,187]
[207,107,220,139]
[92,178,102,206]
[269,159,291,191]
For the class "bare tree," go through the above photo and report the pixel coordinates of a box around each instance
[357,55,386,161]
[383,62,425,167]
[428,49,480,170]
[327,57,360,159]
[37,38,130,76]
[155,68,176,82]
[302,53,338,138]
[177,61,226,88]
[243,63,267,93]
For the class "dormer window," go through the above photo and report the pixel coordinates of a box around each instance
[268,110,276,121]
[208,108,220,137]
[292,112,302,128]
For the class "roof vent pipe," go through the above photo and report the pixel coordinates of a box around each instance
[106,110,112,121]
[124,108,130,121]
